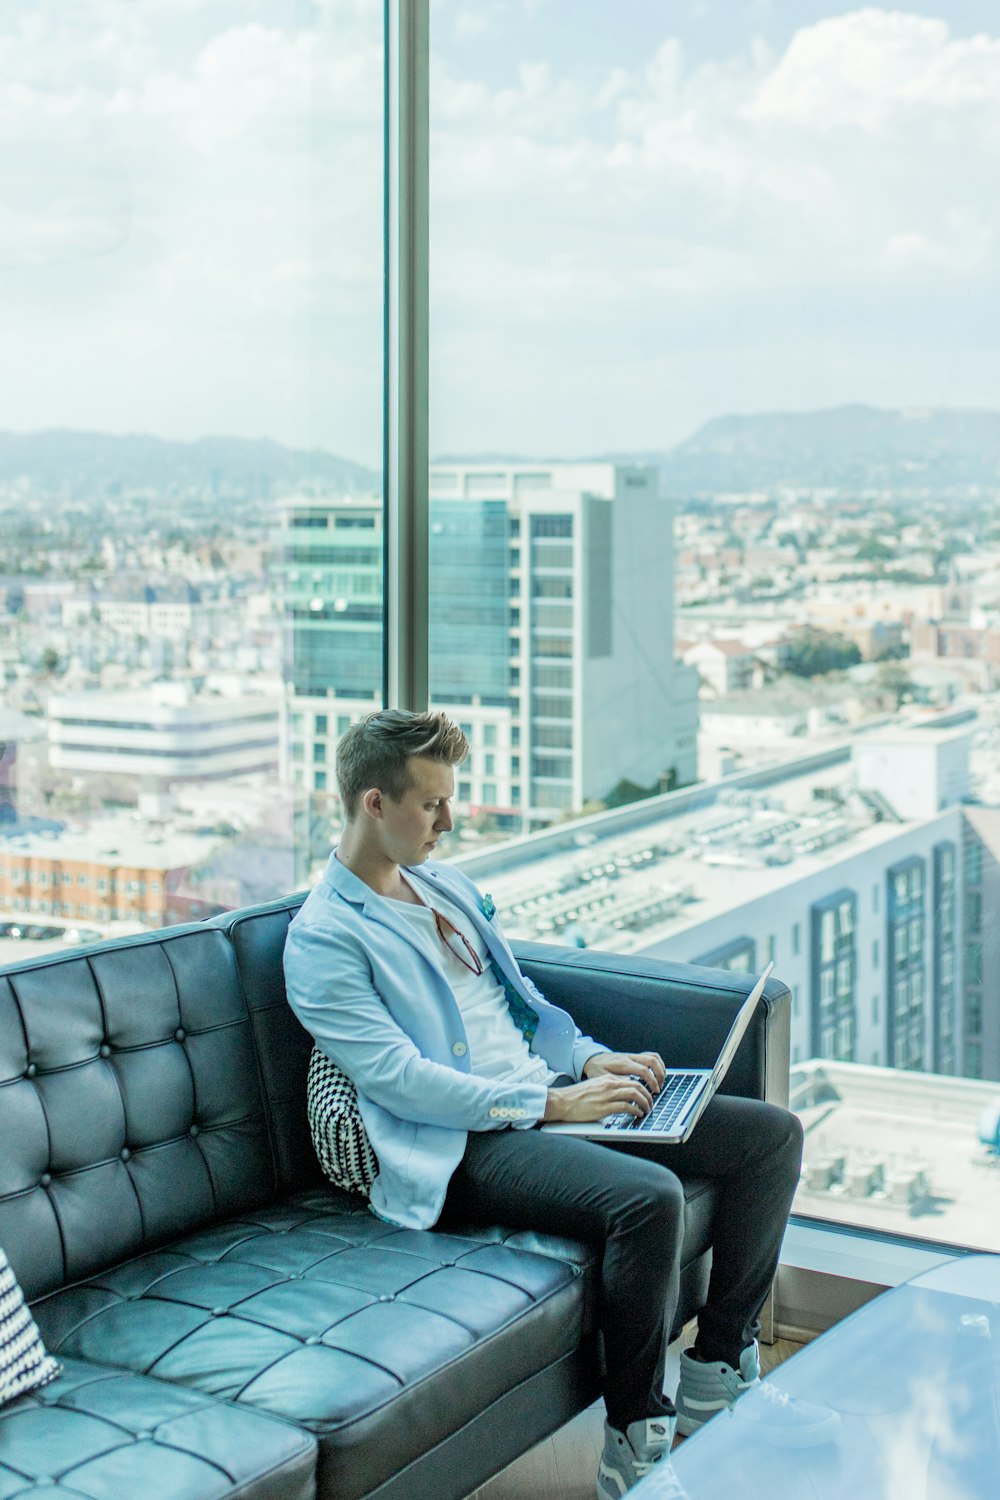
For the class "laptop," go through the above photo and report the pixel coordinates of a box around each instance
[542,962,773,1144]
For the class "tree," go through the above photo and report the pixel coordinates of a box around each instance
[604,777,656,810]
[40,646,62,675]
[785,630,861,678]
[853,537,894,563]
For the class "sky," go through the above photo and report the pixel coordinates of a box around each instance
[2,1,1000,467]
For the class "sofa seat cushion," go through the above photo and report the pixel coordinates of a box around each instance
[0,1355,316,1500]
[31,1179,717,1500]
[28,1188,589,1500]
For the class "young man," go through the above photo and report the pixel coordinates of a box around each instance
[284,710,819,1497]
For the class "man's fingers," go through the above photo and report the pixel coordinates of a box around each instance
[641,1053,667,1088]
[611,1079,652,1114]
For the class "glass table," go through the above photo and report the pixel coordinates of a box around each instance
[636,1254,1000,1500]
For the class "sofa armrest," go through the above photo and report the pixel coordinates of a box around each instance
[511,942,791,1109]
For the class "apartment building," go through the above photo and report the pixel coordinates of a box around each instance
[463,718,999,1082]
[0,819,223,929]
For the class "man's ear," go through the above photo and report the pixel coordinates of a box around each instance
[361,786,384,819]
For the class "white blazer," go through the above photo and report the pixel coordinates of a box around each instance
[283,852,606,1228]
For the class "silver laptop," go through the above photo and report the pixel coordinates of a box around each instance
[542,962,773,1144]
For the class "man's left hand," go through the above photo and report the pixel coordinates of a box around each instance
[583,1050,666,1096]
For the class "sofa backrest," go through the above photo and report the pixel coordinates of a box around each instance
[0,923,283,1300]
[210,896,321,1196]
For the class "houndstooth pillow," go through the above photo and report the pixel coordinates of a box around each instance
[0,1247,61,1408]
[306,1046,378,1196]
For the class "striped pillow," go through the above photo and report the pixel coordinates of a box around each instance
[0,1247,61,1408]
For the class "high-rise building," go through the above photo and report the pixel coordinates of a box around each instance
[275,463,699,854]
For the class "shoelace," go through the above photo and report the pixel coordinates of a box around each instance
[633,1453,665,1476]
[757,1382,792,1409]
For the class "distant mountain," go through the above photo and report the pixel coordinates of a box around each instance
[5,406,998,506]
[655,405,1000,495]
[437,406,1000,496]
[0,430,378,503]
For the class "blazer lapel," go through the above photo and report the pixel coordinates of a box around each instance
[405,864,511,974]
[324,850,448,979]
[360,886,448,977]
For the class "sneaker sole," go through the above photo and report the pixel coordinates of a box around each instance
[674,1406,719,1437]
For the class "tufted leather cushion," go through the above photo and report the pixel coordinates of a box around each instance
[0,1355,316,1500]
[31,1188,594,1500]
[30,1180,717,1500]
[0,927,279,1301]
[211,901,320,1195]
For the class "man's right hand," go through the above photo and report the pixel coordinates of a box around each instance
[543,1074,653,1124]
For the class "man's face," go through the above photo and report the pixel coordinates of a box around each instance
[376,756,455,866]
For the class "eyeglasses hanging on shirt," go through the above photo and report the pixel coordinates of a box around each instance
[430,907,484,976]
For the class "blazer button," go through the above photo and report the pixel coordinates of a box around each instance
[489,1108,500,1118]
[452,1042,467,1057]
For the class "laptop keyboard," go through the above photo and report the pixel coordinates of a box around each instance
[605,1072,702,1132]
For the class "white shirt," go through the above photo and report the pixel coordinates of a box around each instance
[385,881,556,1094]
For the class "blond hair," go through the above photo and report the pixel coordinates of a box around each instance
[336,709,469,818]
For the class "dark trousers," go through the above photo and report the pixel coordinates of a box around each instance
[439,1095,804,1432]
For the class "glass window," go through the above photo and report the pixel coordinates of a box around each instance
[1,1,386,916]
[967,943,983,985]
[965,841,983,885]
[417,0,1000,1253]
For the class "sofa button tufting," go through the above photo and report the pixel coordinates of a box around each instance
[134,1431,153,1442]
[189,1124,200,1137]
[120,1148,131,1161]
[25,1062,37,1078]
[40,1173,52,1188]
[212,1308,226,1317]
[100,1043,112,1058]
[305,1335,321,1345]
[378,1294,394,1302]
[174,1027,186,1042]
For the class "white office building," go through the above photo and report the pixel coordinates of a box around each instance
[276,464,700,836]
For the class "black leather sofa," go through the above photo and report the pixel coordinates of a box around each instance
[0,894,791,1500]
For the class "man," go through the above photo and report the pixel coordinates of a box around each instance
[284,709,821,1498]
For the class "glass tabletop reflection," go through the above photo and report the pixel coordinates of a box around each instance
[639,1253,1000,1500]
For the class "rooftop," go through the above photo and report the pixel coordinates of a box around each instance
[460,718,983,954]
[0,813,223,871]
[793,1060,1000,1253]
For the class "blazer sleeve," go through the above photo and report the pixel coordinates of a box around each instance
[284,915,550,1131]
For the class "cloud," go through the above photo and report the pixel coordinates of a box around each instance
[2,4,1000,457]
[427,8,1000,448]
[0,1,385,456]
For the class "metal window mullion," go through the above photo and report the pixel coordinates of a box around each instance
[383,0,430,711]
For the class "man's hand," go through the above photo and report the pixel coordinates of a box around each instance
[543,1073,654,1124]
[583,1050,666,1097]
